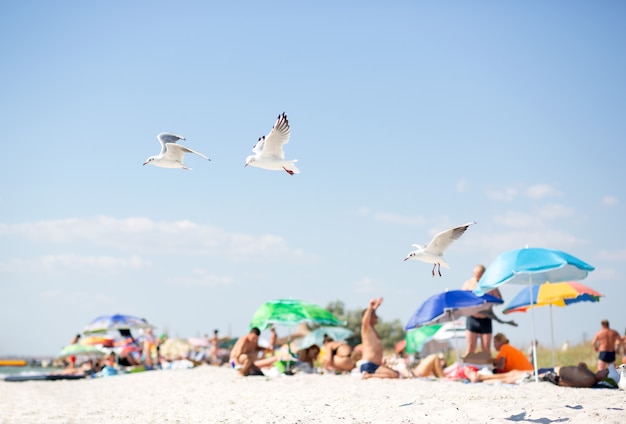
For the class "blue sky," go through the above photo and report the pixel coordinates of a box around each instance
[1,1,624,356]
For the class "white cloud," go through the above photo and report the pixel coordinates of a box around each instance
[471,229,586,257]
[493,203,575,229]
[596,249,626,262]
[485,186,519,201]
[373,212,426,226]
[165,268,234,287]
[525,184,561,200]
[537,204,575,220]
[358,208,426,226]
[0,216,313,262]
[0,254,150,274]
[493,211,537,228]
[601,196,618,206]
[485,183,561,202]
[40,289,113,304]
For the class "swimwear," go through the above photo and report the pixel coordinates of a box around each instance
[466,316,493,334]
[360,361,379,374]
[598,351,616,363]
[331,346,351,358]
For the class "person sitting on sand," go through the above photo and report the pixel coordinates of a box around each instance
[291,344,321,373]
[360,297,399,379]
[229,327,277,376]
[413,353,446,378]
[493,333,533,373]
[323,335,356,373]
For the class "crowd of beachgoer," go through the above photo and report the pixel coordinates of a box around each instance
[52,265,625,388]
[224,264,626,390]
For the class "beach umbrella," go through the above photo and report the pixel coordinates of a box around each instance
[404,324,443,354]
[405,290,503,360]
[297,326,354,349]
[80,336,115,347]
[83,313,154,334]
[249,299,346,331]
[432,320,466,342]
[160,338,193,361]
[503,281,603,367]
[474,248,595,293]
[405,290,503,329]
[474,247,595,380]
[58,344,106,359]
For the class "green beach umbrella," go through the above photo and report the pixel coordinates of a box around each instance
[404,324,443,354]
[58,344,107,359]
[249,299,346,331]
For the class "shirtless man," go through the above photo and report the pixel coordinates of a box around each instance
[462,264,502,357]
[591,319,623,370]
[230,327,275,376]
[360,297,399,379]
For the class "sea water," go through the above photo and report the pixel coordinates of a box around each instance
[0,365,60,378]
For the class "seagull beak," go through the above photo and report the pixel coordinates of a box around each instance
[403,257,409,261]
[143,162,148,166]
[244,163,248,167]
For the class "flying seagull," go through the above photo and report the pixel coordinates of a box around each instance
[404,222,477,277]
[143,132,210,170]
[245,112,300,175]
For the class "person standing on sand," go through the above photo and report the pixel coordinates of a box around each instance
[360,297,399,379]
[591,319,623,370]
[209,329,219,365]
[621,328,626,366]
[462,264,502,357]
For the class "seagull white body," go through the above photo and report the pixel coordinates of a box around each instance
[143,132,210,170]
[404,222,477,277]
[245,112,300,175]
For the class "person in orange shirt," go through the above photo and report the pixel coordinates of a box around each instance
[493,333,533,373]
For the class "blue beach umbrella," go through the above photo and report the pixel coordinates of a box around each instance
[474,247,595,295]
[473,247,595,380]
[405,290,503,329]
[83,313,154,335]
[405,290,503,361]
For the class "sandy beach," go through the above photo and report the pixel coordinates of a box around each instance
[1,366,624,423]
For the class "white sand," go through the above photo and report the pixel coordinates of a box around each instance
[1,366,624,423]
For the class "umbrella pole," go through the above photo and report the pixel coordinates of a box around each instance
[550,305,555,369]
[530,278,539,382]
[449,311,461,364]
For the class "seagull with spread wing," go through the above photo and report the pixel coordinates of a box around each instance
[143,132,210,170]
[404,222,477,277]
[245,112,300,175]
